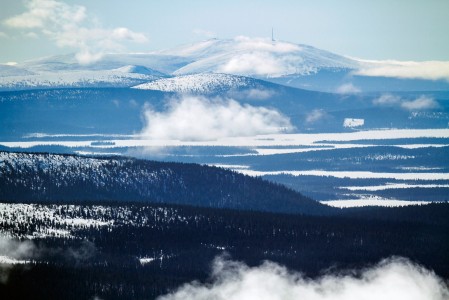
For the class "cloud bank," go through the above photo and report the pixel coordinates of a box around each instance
[306,109,328,124]
[355,59,449,82]
[141,96,292,141]
[4,0,148,64]
[217,36,305,77]
[0,237,96,283]
[229,88,276,100]
[373,94,439,111]
[157,256,449,300]
[0,237,38,283]
[336,83,361,94]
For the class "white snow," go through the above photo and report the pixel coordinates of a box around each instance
[209,164,250,169]
[160,37,359,77]
[321,198,431,208]
[341,184,449,191]
[132,73,261,93]
[0,255,30,265]
[139,257,156,265]
[235,169,449,181]
[343,118,365,128]
[0,68,160,90]
[0,203,115,238]
[3,129,448,149]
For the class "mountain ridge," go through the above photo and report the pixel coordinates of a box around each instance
[0,151,332,215]
[2,37,448,92]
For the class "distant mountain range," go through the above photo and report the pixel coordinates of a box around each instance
[1,38,448,92]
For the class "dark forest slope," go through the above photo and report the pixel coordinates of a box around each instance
[0,151,331,215]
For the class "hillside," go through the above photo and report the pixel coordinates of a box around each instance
[0,151,330,215]
[1,201,448,299]
[132,73,276,94]
[0,66,163,91]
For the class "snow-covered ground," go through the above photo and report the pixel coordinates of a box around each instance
[0,67,160,90]
[340,183,449,191]
[321,197,431,208]
[132,73,264,93]
[235,170,449,181]
[2,129,449,149]
[0,203,190,239]
[0,203,114,239]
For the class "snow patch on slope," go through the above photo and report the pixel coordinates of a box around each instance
[0,69,161,90]
[343,118,365,128]
[133,73,264,94]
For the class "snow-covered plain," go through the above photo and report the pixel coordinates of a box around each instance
[321,197,431,208]
[2,129,449,149]
[340,184,449,191]
[235,170,449,181]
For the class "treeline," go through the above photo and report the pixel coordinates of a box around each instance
[210,145,449,172]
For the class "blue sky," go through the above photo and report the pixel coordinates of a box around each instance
[1,0,448,63]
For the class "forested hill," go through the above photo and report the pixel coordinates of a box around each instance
[0,151,331,215]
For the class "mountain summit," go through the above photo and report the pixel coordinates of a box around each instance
[159,37,359,77]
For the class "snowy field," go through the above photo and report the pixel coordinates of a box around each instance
[2,128,449,149]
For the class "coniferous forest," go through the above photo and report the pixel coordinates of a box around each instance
[1,152,448,299]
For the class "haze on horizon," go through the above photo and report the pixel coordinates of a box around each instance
[0,0,449,64]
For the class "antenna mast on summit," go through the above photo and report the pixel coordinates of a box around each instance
[271,28,275,43]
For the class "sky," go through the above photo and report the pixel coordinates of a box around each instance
[0,0,449,64]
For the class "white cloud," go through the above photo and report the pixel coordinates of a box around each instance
[336,83,361,94]
[111,27,148,43]
[219,52,290,77]
[0,32,9,38]
[141,96,293,141]
[0,236,96,282]
[0,237,36,260]
[24,31,39,39]
[373,94,439,111]
[74,49,104,65]
[354,59,449,82]
[0,237,37,283]
[373,94,401,106]
[3,0,148,64]
[243,88,276,100]
[401,95,439,111]
[306,109,327,123]
[234,36,301,53]
[157,256,449,300]
[230,88,276,100]
[217,36,303,77]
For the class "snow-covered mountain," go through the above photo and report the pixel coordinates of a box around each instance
[0,65,162,90]
[132,73,276,94]
[7,37,358,80]
[159,37,360,77]
[0,64,35,77]
[2,37,448,92]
